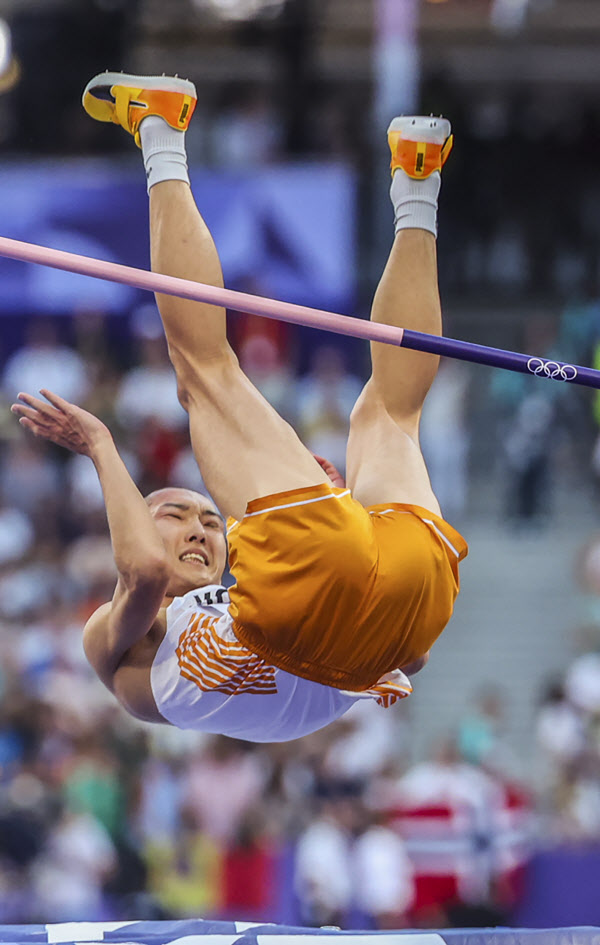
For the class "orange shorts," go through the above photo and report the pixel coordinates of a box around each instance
[227,483,468,691]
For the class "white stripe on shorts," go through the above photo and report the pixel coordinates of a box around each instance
[422,518,460,557]
[243,488,352,519]
[368,508,460,558]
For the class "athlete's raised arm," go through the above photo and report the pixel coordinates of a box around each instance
[11,390,170,689]
[312,453,346,488]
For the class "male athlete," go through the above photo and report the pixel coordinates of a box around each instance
[11,74,467,743]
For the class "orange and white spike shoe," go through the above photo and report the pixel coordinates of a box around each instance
[387,115,453,179]
[82,72,197,147]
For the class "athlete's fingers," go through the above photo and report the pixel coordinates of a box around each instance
[12,403,66,441]
[16,391,61,418]
[15,409,71,449]
[17,415,41,435]
[40,388,70,411]
[11,403,47,423]
[16,391,43,405]
[311,452,346,487]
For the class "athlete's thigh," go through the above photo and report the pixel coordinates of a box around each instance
[181,354,329,520]
[346,380,441,515]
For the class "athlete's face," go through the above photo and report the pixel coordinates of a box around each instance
[149,488,228,596]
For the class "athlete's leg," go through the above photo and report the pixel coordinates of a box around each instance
[347,118,452,515]
[148,179,329,520]
[83,74,328,520]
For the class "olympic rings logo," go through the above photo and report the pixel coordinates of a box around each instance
[526,358,578,382]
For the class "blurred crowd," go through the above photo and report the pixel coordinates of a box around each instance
[0,308,600,928]
[4,0,600,929]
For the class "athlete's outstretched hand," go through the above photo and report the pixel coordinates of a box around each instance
[312,453,346,488]
[11,389,112,457]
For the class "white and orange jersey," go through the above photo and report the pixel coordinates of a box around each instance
[150,585,412,743]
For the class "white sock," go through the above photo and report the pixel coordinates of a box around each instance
[390,168,441,237]
[139,115,190,192]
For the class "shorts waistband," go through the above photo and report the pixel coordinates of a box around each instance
[227,483,351,532]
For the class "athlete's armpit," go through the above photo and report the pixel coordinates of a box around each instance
[83,573,168,691]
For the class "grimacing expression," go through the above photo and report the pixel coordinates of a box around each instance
[148,488,227,595]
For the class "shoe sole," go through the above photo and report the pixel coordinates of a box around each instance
[388,116,451,146]
[82,71,197,106]
[387,116,453,178]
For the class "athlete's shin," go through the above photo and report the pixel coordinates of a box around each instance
[364,116,451,417]
[149,180,230,361]
[368,229,441,418]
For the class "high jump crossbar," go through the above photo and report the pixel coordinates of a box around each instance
[0,234,598,390]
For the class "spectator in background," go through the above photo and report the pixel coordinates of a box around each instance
[209,83,282,168]
[166,446,213,508]
[115,306,187,434]
[0,504,33,566]
[0,438,61,534]
[502,392,555,526]
[457,685,519,778]
[135,753,186,850]
[143,807,222,919]
[115,306,188,493]
[491,317,568,527]
[238,332,297,424]
[61,734,126,840]
[534,678,588,827]
[294,794,354,928]
[2,318,90,404]
[536,663,600,845]
[535,679,586,773]
[296,345,363,475]
[30,805,117,921]
[575,533,600,628]
[352,807,414,929]
[420,360,470,524]
[72,310,124,429]
[179,738,269,845]
[294,792,414,930]
[320,701,411,787]
[565,649,600,717]
[368,735,532,926]
[65,442,139,518]
[219,808,279,922]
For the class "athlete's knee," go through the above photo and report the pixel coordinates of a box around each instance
[170,347,240,411]
[350,379,419,439]
[349,380,379,428]
[350,380,406,430]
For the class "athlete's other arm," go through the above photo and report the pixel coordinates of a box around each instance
[402,652,430,675]
[11,390,170,691]
[312,453,345,488]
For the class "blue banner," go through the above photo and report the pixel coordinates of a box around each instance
[0,161,356,315]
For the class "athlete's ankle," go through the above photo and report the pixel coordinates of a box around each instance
[390,168,441,237]
[139,115,190,193]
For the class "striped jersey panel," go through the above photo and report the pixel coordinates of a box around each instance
[176,613,278,696]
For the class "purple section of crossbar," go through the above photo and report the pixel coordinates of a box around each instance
[0,235,600,389]
[401,330,600,389]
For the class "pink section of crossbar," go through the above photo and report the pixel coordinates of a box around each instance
[0,236,405,347]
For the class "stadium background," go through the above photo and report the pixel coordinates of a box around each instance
[1,0,600,931]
